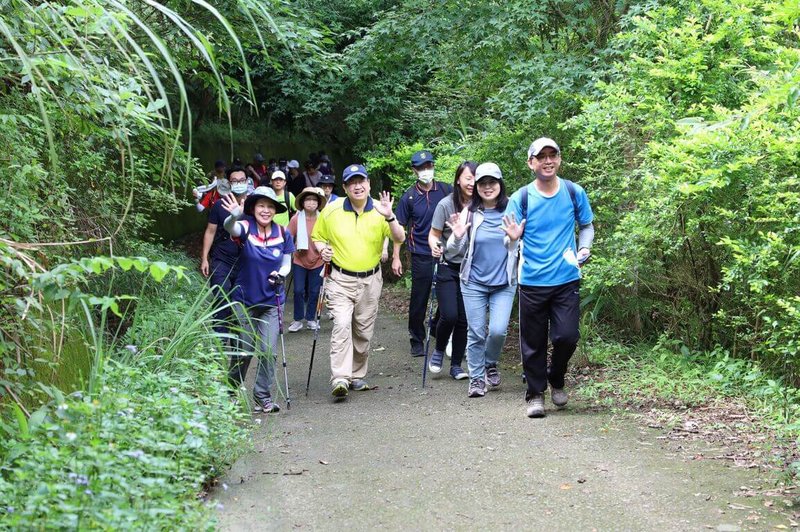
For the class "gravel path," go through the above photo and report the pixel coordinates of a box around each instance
[212,304,788,530]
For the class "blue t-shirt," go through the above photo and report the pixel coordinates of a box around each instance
[232,217,296,307]
[396,180,452,255]
[469,208,508,287]
[208,199,241,265]
[505,178,593,287]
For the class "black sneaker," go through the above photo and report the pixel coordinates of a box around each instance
[486,365,501,387]
[410,347,425,358]
[467,378,486,398]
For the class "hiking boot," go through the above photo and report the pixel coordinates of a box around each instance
[288,320,304,333]
[486,365,501,387]
[526,395,545,418]
[449,366,468,380]
[306,320,319,331]
[428,350,444,374]
[410,346,425,358]
[331,379,349,400]
[551,387,568,407]
[260,397,280,414]
[351,379,371,391]
[467,378,486,398]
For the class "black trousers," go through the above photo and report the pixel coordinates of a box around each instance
[409,253,438,352]
[519,280,581,401]
[434,263,467,367]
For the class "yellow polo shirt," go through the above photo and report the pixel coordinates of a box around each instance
[312,196,390,272]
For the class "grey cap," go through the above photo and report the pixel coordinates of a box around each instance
[244,186,288,215]
[475,162,503,181]
[527,137,560,159]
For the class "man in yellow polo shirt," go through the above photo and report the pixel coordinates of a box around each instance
[312,164,405,400]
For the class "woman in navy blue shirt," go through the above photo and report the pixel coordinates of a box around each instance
[221,187,296,413]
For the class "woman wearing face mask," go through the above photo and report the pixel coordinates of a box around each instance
[446,163,523,398]
[286,187,327,332]
[221,186,296,414]
[426,161,477,380]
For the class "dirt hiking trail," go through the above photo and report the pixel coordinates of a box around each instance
[212,305,790,530]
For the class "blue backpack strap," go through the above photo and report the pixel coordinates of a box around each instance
[520,184,529,221]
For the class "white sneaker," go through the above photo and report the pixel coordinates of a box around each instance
[288,320,304,333]
[306,320,319,330]
[445,335,453,358]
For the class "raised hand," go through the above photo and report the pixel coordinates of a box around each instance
[375,190,395,218]
[501,213,526,241]
[220,192,242,217]
[445,212,471,240]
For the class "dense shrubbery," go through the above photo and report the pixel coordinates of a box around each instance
[0,288,249,528]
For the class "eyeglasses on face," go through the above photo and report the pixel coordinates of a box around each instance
[229,178,248,184]
[533,151,560,162]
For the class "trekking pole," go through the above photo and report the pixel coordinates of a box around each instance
[305,263,330,396]
[422,243,444,388]
[273,275,291,410]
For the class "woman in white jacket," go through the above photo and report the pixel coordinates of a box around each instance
[446,162,524,398]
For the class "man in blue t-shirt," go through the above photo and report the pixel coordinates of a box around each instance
[200,167,250,342]
[504,138,595,419]
[392,150,452,357]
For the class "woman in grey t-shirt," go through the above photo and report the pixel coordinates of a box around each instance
[426,161,477,379]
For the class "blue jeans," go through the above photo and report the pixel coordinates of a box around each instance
[292,264,324,321]
[461,281,516,380]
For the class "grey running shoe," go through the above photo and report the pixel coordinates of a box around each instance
[287,320,304,333]
[467,378,486,398]
[526,395,546,418]
[428,350,444,374]
[486,365,501,387]
[260,397,280,413]
[351,379,371,391]
[449,366,468,380]
[551,387,568,407]
[331,379,349,399]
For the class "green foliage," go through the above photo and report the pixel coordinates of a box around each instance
[0,350,249,528]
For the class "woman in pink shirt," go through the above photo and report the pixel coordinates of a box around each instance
[286,187,327,332]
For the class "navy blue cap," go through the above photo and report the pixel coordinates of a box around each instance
[318,174,335,185]
[214,159,226,168]
[410,150,435,167]
[342,164,368,182]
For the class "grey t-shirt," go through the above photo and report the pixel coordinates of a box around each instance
[431,194,466,264]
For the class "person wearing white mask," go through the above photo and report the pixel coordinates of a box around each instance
[392,150,452,358]
[199,166,250,348]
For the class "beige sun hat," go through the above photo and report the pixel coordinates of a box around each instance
[294,186,327,211]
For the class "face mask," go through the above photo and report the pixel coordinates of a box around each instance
[231,183,248,195]
[417,169,434,184]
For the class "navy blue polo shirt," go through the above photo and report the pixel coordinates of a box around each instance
[396,180,452,255]
[208,199,240,265]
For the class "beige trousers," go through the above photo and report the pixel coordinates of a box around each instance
[326,268,383,383]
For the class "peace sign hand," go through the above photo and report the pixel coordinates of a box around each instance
[220,193,243,218]
[501,213,526,241]
[445,212,471,240]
